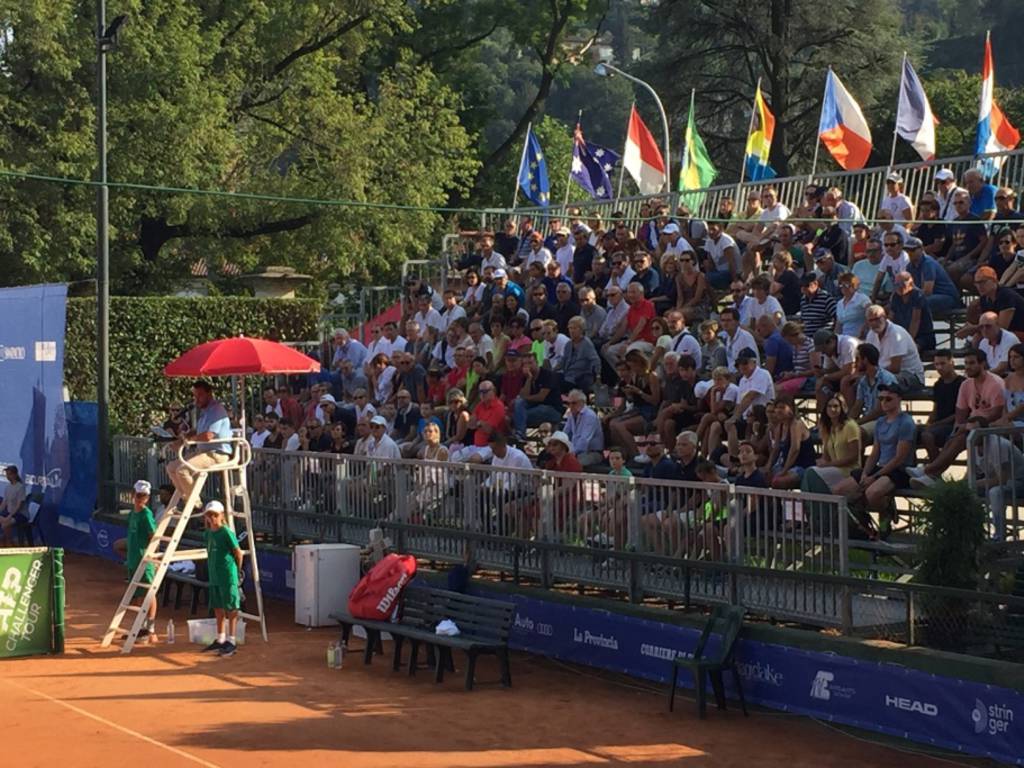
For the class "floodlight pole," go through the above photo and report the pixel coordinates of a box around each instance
[96,0,111,511]
[95,4,126,509]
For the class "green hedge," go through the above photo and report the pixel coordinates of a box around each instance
[66,297,323,434]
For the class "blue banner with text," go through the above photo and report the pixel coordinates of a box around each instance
[489,590,1024,765]
[0,284,68,542]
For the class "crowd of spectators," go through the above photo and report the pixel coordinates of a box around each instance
[251,168,1024,539]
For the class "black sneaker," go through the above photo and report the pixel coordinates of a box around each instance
[137,628,151,639]
[202,640,225,653]
[218,641,237,657]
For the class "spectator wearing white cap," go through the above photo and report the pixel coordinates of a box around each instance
[934,168,966,221]
[368,415,401,459]
[881,173,913,225]
[659,222,694,261]
[553,227,575,278]
[117,480,159,641]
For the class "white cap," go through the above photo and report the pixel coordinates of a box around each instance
[662,222,680,235]
[934,168,955,182]
[493,268,508,279]
[203,500,225,515]
[133,480,151,495]
[886,172,903,183]
[694,380,713,399]
[545,430,572,450]
[370,415,388,427]
[319,393,336,405]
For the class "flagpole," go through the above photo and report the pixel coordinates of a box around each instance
[681,89,695,194]
[510,121,532,216]
[738,78,760,190]
[809,69,829,183]
[564,109,583,210]
[614,102,634,206]
[889,52,907,172]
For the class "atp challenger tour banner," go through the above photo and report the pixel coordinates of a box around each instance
[0,284,69,546]
[0,548,64,658]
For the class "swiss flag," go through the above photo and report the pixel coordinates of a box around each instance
[623,105,666,194]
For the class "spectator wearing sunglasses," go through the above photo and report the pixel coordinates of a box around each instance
[833,384,916,520]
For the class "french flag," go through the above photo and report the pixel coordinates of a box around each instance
[896,56,936,161]
[818,69,872,170]
[622,104,666,195]
[976,31,1019,166]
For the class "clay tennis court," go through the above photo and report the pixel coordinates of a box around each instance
[1,555,954,768]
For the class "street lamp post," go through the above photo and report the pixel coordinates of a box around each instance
[95,3,126,510]
[594,61,672,192]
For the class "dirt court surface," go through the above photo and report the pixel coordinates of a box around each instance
[0,554,958,768]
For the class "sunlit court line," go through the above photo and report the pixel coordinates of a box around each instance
[3,677,223,768]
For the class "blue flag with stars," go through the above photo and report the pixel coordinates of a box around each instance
[570,123,620,200]
[517,127,550,207]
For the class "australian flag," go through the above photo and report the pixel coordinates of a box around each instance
[570,123,620,200]
[517,127,551,207]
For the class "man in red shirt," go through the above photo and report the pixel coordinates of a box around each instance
[470,380,507,447]
[601,282,656,369]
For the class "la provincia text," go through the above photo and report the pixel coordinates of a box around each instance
[0,559,44,653]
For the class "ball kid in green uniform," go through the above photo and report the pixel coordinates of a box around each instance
[123,480,158,642]
[202,500,244,657]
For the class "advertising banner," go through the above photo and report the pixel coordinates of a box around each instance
[0,548,57,658]
[488,590,1024,766]
[0,284,69,543]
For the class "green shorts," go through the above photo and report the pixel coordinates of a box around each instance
[209,582,241,611]
[131,563,155,600]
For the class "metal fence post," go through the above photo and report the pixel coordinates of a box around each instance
[907,589,917,646]
[540,473,554,588]
[627,478,641,551]
[394,463,409,553]
[838,498,853,635]
[146,443,159,489]
[730,484,743,565]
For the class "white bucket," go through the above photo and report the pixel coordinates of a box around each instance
[186,618,246,646]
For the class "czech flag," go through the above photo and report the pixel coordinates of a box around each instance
[744,84,776,181]
[976,31,1019,169]
[623,104,666,195]
[896,56,937,161]
[818,69,873,170]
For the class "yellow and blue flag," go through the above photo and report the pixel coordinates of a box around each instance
[744,84,777,181]
[517,127,550,207]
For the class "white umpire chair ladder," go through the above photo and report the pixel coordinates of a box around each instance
[102,435,268,653]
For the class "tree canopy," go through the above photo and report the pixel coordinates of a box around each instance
[0,0,478,293]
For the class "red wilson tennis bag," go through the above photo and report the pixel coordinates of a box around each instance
[347,554,417,621]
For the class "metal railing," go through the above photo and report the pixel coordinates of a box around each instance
[500,148,1024,229]
[112,437,851,627]
[966,425,1024,540]
[110,434,1024,657]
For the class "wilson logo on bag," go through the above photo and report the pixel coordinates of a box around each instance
[347,554,417,622]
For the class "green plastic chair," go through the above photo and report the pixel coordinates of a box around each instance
[668,605,748,718]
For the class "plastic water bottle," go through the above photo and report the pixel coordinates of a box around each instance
[327,642,337,668]
[166,619,176,644]
[336,642,344,670]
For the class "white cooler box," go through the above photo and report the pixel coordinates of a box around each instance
[293,543,362,627]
